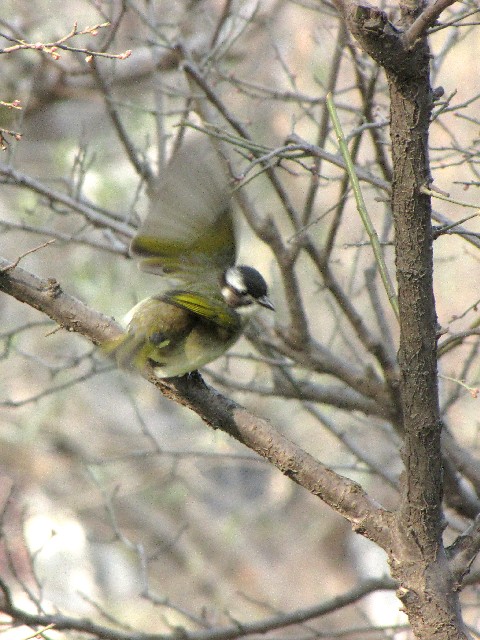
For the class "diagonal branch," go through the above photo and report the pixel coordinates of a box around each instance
[0,162,135,238]
[0,256,393,550]
[401,0,460,50]
[90,59,155,183]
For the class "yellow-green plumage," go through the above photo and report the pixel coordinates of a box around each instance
[108,294,242,377]
[104,135,259,378]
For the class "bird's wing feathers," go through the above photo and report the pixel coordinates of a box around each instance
[130,136,235,287]
[167,291,241,330]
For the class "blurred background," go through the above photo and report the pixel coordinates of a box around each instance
[1,0,480,637]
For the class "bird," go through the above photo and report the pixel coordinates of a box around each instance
[105,134,274,378]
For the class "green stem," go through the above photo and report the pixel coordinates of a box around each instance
[326,92,399,319]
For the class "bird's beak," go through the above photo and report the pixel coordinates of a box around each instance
[257,295,275,311]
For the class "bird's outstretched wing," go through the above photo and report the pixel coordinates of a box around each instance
[130,135,236,289]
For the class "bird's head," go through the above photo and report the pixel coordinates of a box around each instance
[221,265,274,313]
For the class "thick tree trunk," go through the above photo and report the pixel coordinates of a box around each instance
[388,55,469,640]
[345,4,471,637]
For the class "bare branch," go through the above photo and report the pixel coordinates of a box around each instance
[90,60,155,183]
[0,256,392,548]
[0,574,395,640]
[0,163,135,238]
[0,256,121,345]
[401,0,461,50]
[0,21,131,61]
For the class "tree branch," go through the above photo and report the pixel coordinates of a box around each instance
[0,574,396,640]
[401,0,460,50]
[0,163,135,238]
[0,256,392,549]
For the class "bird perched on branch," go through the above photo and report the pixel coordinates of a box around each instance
[106,135,274,378]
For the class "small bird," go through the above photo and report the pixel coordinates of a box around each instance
[106,135,274,378]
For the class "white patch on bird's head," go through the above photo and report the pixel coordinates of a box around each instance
[224,266,248,293]
[221,265,274,313]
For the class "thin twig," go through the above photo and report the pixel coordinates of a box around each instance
[0,240,55,273]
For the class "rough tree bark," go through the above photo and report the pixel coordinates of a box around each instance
[343,0,469,637]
